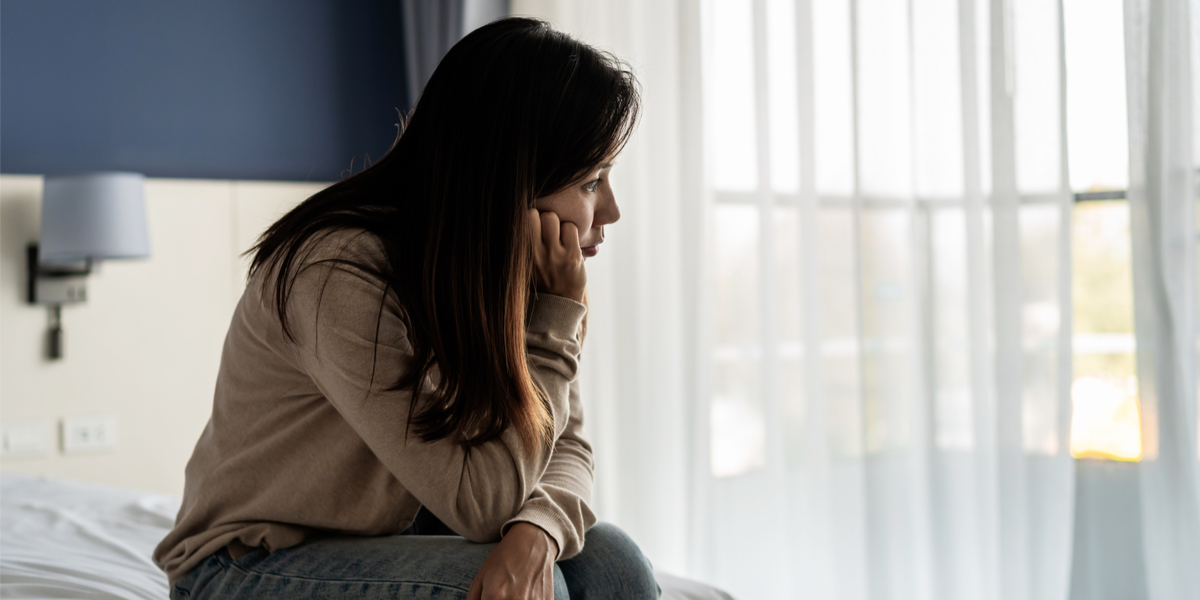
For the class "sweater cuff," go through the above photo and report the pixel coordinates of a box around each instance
[528,294,587,341]
[502,505,575,561]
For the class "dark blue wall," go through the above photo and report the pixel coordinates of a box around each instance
[1,0,407,181]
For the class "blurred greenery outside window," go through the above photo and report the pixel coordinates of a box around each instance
[1070,199,1141,461]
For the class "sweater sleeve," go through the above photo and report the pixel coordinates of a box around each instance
[283,234,587,544]
[502,375,597,560]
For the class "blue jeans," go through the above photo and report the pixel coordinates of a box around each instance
[170,516,660,599]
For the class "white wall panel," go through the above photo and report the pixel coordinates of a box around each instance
[0,175,325,495]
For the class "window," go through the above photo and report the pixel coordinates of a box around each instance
[1063,0,1141,461]
[701,0,1148,476]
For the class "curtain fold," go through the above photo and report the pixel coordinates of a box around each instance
[401,0,509,108]
[401,0,462,108]
[1124,0,1200,598]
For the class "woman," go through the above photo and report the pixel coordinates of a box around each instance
[154,17,659,599]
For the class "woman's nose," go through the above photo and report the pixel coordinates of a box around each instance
[594,190,621,228]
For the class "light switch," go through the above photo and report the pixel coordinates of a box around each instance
[1,420,54,459]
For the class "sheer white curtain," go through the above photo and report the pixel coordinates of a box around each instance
[510,1,1198,599]
[1124,0,1200,598]
[691,1,1077,598]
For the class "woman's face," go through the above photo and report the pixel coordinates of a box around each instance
[534,161,621,258]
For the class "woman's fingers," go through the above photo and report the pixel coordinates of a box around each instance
[530,210,586,303]
[526,208,546,263]
[558,221,581,257]
[526,208,541,239]
[539,211,561,249]
[537,211,581,257]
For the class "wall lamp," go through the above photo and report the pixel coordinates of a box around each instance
[27,172,150,359]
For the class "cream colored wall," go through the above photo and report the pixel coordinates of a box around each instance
[0,175,326,495]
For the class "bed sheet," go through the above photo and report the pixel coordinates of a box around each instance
[1,473,177,599]
[0,474,733,600]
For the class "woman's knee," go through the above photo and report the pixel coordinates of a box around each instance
[566,522,659,599]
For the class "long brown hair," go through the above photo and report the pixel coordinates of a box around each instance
[248,18,639,452]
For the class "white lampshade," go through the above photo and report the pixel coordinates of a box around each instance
[39,172,150,265]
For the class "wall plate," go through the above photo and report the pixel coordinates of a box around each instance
[1,420,54,459]
[61,416,118,454]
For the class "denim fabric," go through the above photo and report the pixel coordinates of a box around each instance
[170,520,659,599]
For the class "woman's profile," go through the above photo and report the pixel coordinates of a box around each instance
[153,17,659,599]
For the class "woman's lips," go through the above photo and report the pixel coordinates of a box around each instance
[581,244,600,257]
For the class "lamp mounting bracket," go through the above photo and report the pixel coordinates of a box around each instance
[26,244,91,305]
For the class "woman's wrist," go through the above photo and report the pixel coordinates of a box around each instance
[469,520,559,599]
[507,521,559,561]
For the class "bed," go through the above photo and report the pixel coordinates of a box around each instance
[0,473,733,600]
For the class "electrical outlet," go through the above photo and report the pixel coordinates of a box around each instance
[61,416,118,454]
[1,420,53,459]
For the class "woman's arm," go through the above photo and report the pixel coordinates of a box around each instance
[459,325,593,600]
[498,209,596,558]
[466,212,594,599]
[503,377,596,559]
[284,232,586,543]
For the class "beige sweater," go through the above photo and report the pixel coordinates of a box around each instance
[153,229,595,585]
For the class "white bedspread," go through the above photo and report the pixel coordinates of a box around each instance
[1,474,178,599]
[0,474,733,600]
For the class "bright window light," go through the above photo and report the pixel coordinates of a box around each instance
[1070,375,1142,461]
[1063,0,1129,192]
[1063,0,1141,462]
[711,204,765,477]
[1070,201,1141,461]
[702,0,757,192]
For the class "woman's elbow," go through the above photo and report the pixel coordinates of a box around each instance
[449,499,519,542]
[455,518,506,543]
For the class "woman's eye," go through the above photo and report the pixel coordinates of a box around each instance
[585,178,602,192]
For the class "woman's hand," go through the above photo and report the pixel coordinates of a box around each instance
[466,522,559,600]
[527,208,586,303]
